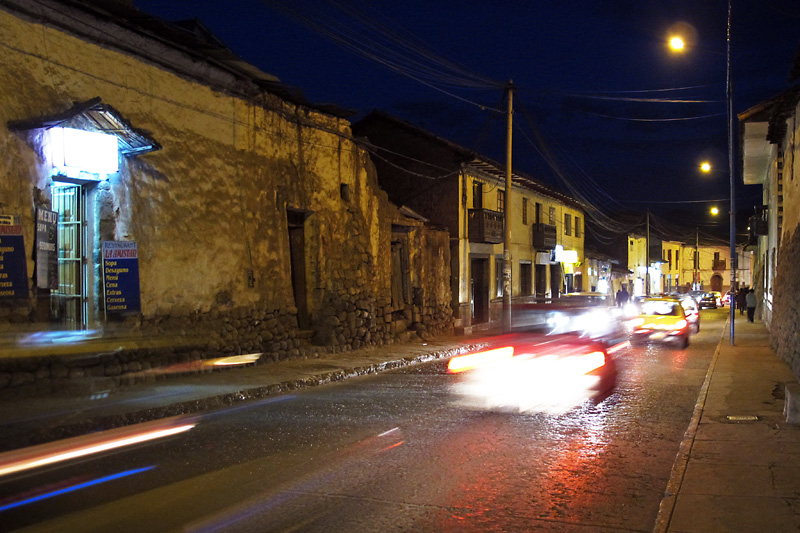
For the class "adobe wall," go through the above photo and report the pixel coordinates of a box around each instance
[0,6,452,395]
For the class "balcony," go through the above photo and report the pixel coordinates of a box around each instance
[468,208,503,244]
[713,259,727,270]
[532,223,557,250]
[749,215,768,236]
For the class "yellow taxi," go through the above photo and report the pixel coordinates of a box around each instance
[630,298,691,349]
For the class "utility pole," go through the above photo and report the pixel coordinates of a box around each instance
[726,0,736,345]
[695,228,699,290]
[646,211,650,297]
[502,80,513,333]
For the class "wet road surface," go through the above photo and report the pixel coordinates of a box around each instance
[0,309,727,532]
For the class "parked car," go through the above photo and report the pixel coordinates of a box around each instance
[722,291,733,306]
[630,298,691,348]
[711,291,723,307]
[698,293,718,309]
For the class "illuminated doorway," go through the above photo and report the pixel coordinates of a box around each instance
[51,181,88,329]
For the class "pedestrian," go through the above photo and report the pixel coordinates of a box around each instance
[736,287,747,315]
[620,286,630,306]
[745,288,757,323]
[616,289,622,307]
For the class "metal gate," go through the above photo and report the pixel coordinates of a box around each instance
[51,183,87,329]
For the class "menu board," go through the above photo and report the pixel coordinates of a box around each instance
[102,241,141,315]
[36,208,58,289]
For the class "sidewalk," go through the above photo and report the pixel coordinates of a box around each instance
[655,318,800,532]
[0,333,490,452]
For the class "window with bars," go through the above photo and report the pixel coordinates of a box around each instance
[549,206,555,225]
[564,213,572,236]
[522,197,528,225]
[497,189,505,213]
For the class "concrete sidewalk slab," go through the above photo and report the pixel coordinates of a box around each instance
[657,319,800,532]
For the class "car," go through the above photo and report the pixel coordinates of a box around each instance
[722,291,733,306]
[447,333,618,413]
[711,291,724,307]
[630,298,691,348]
[687,290,706,304]
[678,295,701,333]
[698,293,718,309]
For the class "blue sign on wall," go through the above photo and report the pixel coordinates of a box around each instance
[102,241,141,315]
[0,224,28,298]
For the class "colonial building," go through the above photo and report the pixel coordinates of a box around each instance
[627,232,751,296]
[0,0,452,393]
[353,111,585,333]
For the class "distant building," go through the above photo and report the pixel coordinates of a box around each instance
[354,111,586,333]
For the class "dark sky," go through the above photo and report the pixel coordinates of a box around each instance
[135,0,800,240]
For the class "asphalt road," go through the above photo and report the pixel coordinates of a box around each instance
[1,309,728,532]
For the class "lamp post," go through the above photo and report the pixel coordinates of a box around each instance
[672,0,736,344]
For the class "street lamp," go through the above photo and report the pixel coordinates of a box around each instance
[700,161,712,173]
[710,206,720,216]
[669,36,685,52]
[670,1,736,344]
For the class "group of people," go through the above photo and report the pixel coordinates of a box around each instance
[736,287,757,323]
[614,287,630,307]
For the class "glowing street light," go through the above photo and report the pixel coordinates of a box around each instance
[669,36,685,52]
[710,206,720,216]
[700,161,712,173]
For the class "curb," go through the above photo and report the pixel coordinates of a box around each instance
[1,342,486,451]
[652,318,727,533]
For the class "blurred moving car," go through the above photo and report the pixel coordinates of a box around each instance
[678,296,700,333]
[630,298,691,348]
[447,333,618,414]
[698,293,718,309]
[539,292,628,348]
[722,291,733,306]
[687,290,705,304]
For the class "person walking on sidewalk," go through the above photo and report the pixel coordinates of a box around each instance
[737,287,747,315]
[745,288,757,323]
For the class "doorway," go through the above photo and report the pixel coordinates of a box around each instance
[535,264,547,297]
[287,210,309,329]
[550,263,562,298]
[470,258,489,324]
[51,182,88,329]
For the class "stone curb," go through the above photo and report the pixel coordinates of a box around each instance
[652,319,727,533]
[3,342,487,450]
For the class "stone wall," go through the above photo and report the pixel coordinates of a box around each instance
[771,227,800,380]
[0,3,453,396]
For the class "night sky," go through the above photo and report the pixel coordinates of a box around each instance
[135,0,800,242]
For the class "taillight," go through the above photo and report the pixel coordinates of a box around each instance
[447,346,514,373]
